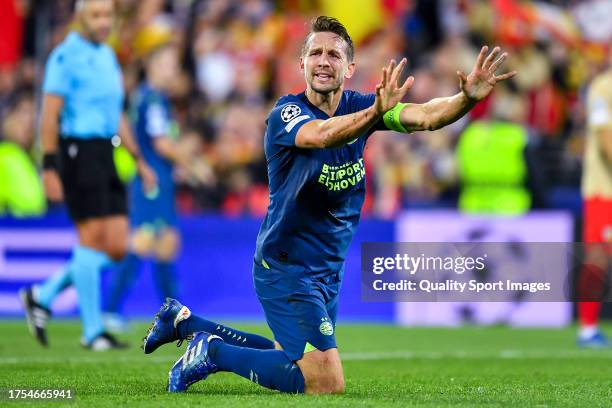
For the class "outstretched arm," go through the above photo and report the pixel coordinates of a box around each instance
[295,105,380,149]
[397,46,516,132]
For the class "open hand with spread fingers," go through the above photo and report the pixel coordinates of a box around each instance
[374,58,415,116]
[458,46,517,102]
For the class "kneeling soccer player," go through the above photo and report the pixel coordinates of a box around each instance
[142,16,516,394]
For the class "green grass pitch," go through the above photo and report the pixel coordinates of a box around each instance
[1,320,611,407]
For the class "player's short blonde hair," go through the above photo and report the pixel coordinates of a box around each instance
[301,16,355,62]
[75,0,112,11]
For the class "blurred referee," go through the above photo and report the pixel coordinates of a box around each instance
[20,0,156,350]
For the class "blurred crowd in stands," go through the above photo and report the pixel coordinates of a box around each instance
[0,0,611,218]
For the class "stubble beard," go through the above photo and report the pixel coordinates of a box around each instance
[308,76,343,96]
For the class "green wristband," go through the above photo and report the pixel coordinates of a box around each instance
[383,102,408,133]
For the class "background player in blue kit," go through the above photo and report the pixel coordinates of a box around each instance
[142,16,516,394]
[103,44,211,330]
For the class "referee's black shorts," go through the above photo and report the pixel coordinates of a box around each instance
[58,137,127,222]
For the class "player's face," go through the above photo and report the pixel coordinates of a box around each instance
[152,47,180,88]
[301,32,355,94]
[79,0,114,43]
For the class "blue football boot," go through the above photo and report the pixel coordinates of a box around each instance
[167,331,222,392]
[578,331,610,348]
[143,298,192,354]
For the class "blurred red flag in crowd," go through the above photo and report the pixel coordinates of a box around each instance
[0,0,24,70]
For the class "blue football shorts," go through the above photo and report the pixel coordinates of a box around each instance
[253,262,342,361]
[129,177,177,231]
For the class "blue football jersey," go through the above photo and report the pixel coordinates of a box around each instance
[129,82,176,186]
[42,32,124,138]
[255,90,389,277]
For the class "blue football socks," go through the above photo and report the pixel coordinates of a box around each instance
[209,339,305,393]
[177,316,275,350]
[70,245,110,342]
[153,261,178,302]
[36,265,72,309]
[105,252,141,314]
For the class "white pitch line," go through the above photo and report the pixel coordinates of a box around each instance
[341,350,612,360]
[0,350,610,365]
